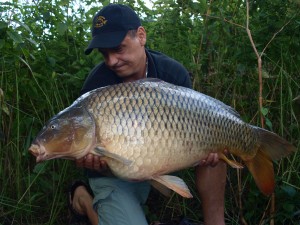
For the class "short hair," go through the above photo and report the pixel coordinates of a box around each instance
[127,29,138,38]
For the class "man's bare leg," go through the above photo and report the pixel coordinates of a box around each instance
[196,161,227,225]
[71,185,98,225]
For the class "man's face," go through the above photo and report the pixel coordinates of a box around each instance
[99,27,147,80]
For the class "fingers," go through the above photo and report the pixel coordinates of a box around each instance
[199,149,228,167]
[199,153,219,167]
[75,154,108,172]
[75,157,85,168]
[93,155,108,172]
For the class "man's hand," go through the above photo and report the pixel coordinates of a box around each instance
[199,153,219,167]
[199,150,228,167]
[75,153,108,172]
[76,151,227,172]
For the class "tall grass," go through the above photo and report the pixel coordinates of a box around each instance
[0,56,86,224]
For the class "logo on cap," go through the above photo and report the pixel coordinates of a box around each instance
[94,16,107,28]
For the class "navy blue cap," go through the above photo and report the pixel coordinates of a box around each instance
[85,4,141,55]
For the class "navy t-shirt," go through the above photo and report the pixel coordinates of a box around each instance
[81,49,192,95]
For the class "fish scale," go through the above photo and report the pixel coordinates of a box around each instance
[84,81,256,178]
[29,79,296,198]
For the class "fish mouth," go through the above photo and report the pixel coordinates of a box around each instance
[29,144,46,163]
[29,144,39,156]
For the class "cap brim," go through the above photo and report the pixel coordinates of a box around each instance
[84,30,127,55]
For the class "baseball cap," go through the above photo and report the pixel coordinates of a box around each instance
[85,4,141,55]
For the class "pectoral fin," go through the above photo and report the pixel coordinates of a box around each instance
[94,147,133,165]
[152,175,193,198]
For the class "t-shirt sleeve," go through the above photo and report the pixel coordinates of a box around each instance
[170,63,192,89]
[157,57,192,89]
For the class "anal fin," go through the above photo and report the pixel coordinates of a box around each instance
[149,180,172,198]
[152,175,193,198]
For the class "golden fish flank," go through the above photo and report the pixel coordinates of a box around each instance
[29,79,296,198]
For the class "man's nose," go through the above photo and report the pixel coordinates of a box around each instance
[105,53,118,66]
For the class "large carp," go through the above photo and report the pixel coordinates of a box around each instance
[29,79,296,198]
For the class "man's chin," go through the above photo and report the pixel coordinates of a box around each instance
[115,71,131,78]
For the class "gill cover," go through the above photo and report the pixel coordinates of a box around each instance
[35,105,95,160]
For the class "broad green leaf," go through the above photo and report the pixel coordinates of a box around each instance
[0,21,8,30]
[0,39,5,49]
[58,0,69,6]
[57,22,68,35]
[282,185,297,197]
[12,20,32,33]
[261,107,269,116]
[47,56,56,67]
[26,37,38,46]
[265,117,273,130]
[262,69,270,78]
[52,71,57,78]
[7,30,23,43]
[42,12,51,21]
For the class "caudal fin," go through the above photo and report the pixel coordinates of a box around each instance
[254,127,296,161]
[245,127,296,195]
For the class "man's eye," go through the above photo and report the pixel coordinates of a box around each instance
[113,47,123,53]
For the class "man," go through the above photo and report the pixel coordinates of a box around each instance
[69,4,227,225]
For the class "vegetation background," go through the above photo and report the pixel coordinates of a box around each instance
[0,0,299,224]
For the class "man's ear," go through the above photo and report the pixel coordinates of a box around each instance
[137,26,147,46]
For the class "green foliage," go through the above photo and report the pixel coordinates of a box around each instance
[1,0,300,224]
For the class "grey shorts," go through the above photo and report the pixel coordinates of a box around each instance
[89,176,151,225]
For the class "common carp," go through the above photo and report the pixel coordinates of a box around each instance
[29,79,296,198]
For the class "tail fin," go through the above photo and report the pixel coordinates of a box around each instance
[245,126,296,195]
[254,126,296,161]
